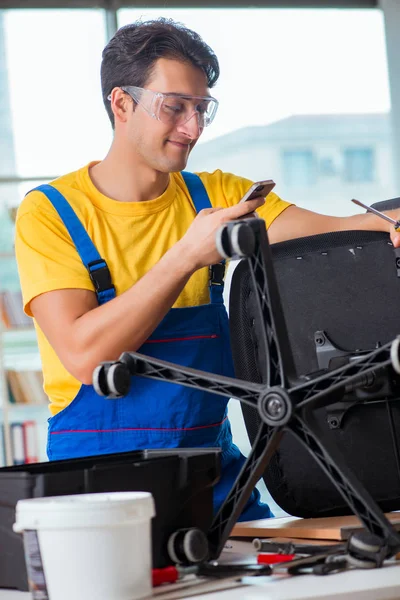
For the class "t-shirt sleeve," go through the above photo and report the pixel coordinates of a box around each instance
[15,191,94,317]
[198,170,293,228]
[256,190,292,227]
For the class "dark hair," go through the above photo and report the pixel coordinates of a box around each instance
[101,18,220,127]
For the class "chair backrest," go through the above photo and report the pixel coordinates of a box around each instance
[371,197,400,211]
[230,209,400,517]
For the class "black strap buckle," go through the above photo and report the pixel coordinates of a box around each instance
[209,262,225,286]
[87,259,115,293]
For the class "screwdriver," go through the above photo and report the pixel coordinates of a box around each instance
[351,198,400,231]
[253,539,345,555]
[257,553,296,564]
[152,565,198,586]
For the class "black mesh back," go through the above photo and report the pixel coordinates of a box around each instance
[230,229,400,517]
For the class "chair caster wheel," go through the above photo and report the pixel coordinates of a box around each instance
[216,221,256,259]
[92,361,131,398]
[347,531,387,568]
[167,528,209,565]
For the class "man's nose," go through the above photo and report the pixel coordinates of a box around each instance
[177,111,203,139]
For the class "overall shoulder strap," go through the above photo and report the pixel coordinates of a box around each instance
[181,171,212,212]
[180,172,225,304]
[32,184,115,305]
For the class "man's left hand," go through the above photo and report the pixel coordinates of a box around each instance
[383,209,400,248]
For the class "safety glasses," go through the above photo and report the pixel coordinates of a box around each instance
[108,85,218,128]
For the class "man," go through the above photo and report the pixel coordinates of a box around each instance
[15,18,400,521]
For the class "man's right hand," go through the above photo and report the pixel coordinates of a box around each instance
[179,196,265,270]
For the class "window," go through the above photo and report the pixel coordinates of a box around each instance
[1,8,394,213]
[343,147,375,183]
[0,8,108,290]
[118,7,393,211]
[282,150,316,186]
[1,8,109,187]
[319,157,337,177]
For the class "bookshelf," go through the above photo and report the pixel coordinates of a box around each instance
[0,324,48,467]
[0,215,48,465]
[0,215,50,464]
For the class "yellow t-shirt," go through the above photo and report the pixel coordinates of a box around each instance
[15,162,291,416]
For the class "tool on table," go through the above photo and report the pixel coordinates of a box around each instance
[271,550,348,576]
[313,556,349,576]
[257,553,295,564]
[253,539,346,556]
[152,561,272,587]
[197,562,272,578]
[268,531,389,576]
[152,566,198,586]
[351,199,400,231]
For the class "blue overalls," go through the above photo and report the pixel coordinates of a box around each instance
[34,172,273,521]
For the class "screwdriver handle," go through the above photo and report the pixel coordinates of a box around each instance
[152,566,180,586]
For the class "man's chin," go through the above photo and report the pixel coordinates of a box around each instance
[160,157,188,173]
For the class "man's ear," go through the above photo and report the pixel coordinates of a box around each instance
[109,88,133,124]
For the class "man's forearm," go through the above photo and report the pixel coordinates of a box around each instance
[69,240,196,383]
[336,211,389,234]
[268,205,389,244]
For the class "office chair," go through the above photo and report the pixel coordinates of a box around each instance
[94,209,400,567]
[232,198,400,518]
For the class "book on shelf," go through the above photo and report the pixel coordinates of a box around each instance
[10,422,25,465]
[0,424,5,466]
[0,421,40,466]
[22,420,39,463]
[7,370,48,405]
[0,289,32,329]
[9,421,39,465]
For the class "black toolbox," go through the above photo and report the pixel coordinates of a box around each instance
[0,447,220,591]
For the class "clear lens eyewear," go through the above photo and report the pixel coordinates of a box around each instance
[108,85,218,128]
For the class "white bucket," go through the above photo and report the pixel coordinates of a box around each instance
[13,491,155,600]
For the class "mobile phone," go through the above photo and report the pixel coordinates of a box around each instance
[239,179,276,203]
